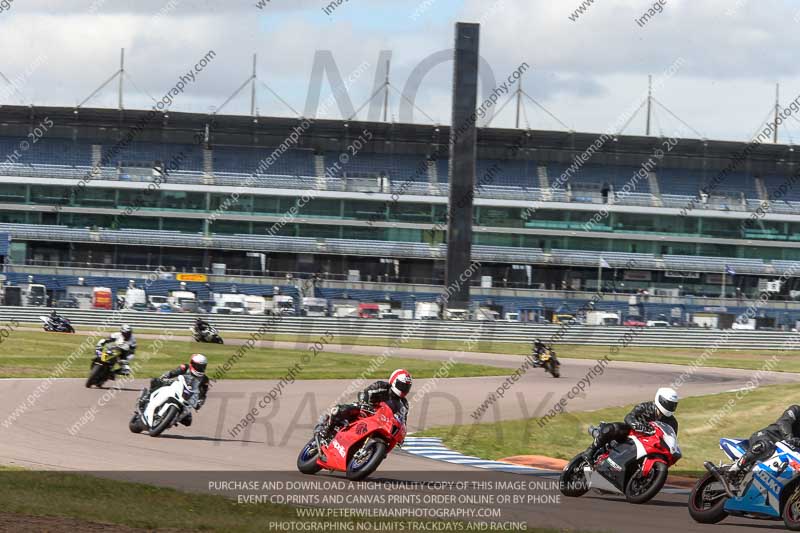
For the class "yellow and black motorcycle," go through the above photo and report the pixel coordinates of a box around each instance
[539,348,561,378]
[85,343,128,388]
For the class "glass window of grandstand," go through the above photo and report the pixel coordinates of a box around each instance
[210,193,251,213]
[297,224,340,238]
[301,198,341,218]
[346,200,386,221]
[163,218,204,233]
[521,209,578,230]
[388,202,432,223]
[118,189,158,209]
[744,219,786,240]
[74,187,116,207]
[342,225,386,240]
[254,221,295,237]
[212,220,251,235]
[475,232,516,247]
[122,217,160,230]
[0,211,28,223]
[0,183,26,202]
[477,206,523,228]
[252,195,280,214]
[59,213,115,228]
[699,217,742,239]
[30,185,68,204]
[161,191,205,210]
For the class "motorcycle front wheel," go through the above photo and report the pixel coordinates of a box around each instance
[297,438,323,474]
[85,364,107,388]
[560,455,591,497]
[625,461,668,504]
[346,440,387,481]
[148,404,180,437]
[129,413,145,434]
[545,360,560,378]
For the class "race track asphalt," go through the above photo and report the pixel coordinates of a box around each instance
[1,341,797,532]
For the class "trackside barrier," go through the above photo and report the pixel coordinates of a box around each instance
[2,307,799,350]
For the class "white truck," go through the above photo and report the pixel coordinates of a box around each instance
[302,297,328,317]
[266,294,296,316]
[415,301,440,320]
[212,293,247,315]
[244,295,267,315]
[585,311,621,326]
[148,295,169,310]
[168,290,197,313]
[444,308,468,320]
[20,283,47,307]
[123,287,147,310]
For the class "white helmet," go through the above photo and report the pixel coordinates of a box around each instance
[654,387,679,417]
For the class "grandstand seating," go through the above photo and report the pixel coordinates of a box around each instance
[0,136,784,216]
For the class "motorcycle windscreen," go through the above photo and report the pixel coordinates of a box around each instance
[595,441,638,492]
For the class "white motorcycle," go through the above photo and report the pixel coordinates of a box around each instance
[129,375,198,437]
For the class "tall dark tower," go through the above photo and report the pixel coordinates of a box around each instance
[445,22,480,309]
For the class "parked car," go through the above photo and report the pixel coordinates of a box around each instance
[157,303,173,313]
[646,320,670,327]
[623,319,646,327]
[130,302,149,312]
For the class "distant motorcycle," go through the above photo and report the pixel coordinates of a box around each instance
[560,420,681,504]
[540,348,561,378]
[40,315,75,333]
[129,375,199,437]
[192,325,223,344]
[85,342,128,388]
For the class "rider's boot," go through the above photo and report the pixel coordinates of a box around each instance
[136,388,149,412]
[117,360,131,376]
[704,461,739,498]
[179,412,193,427]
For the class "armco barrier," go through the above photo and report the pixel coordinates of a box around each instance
[2,307,799,350]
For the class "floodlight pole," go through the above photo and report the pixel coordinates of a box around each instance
[774,82,780,143]
[251,54,257,116]
[645,75,652,136]
[515,73,523,129]
[118,48,125,110]
[382,58,390,122]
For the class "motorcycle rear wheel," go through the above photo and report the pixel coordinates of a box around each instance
[625,461,668,504]
[297,438,323,474]
[560,455,591,497]
[148,404,180,437]
[346,440,387,481]
[688,472,728,524]
[545,360,560,378]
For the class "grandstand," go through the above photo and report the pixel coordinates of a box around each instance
[1,105,800,302]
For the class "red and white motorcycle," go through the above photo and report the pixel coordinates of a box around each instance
[560,420,682,504]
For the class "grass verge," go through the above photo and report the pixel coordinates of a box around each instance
[417,383,800,478]
[0,331,506,380]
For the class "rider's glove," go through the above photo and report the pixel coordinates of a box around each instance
[196,399,205,410]
[358,391,368,404]
[95,348,102,357]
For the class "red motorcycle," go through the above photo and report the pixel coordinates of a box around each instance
[560,420,682,504]
[297,401,407,481]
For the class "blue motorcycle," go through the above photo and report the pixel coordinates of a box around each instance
[689,436,800,529]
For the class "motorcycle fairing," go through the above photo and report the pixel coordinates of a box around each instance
[723,444,800,518]
[720,438,748,460]
[318,403,404,472]
[594,440,638,492]
[143,378,186,426]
